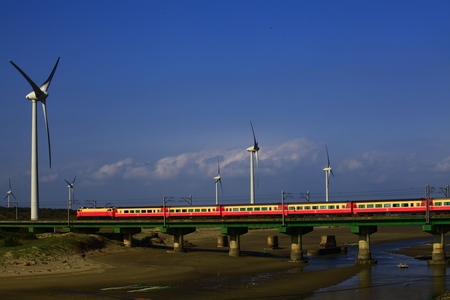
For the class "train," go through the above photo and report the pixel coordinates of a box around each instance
[76,198,450,219]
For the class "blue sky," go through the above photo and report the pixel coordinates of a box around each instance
[1,1,450,209]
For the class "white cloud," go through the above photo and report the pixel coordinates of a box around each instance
[91,158,133,180]
[434,157,450,172]
[85,138,323,183]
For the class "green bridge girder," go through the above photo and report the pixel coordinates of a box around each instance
[1,215,450,229]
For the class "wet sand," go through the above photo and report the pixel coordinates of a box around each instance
[0,225,434,299]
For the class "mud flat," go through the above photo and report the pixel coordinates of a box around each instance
[0,225,434,299]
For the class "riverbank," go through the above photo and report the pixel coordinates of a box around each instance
[0,225,437,299]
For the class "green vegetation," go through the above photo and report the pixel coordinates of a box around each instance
[0,232,107,261]
[0,207,76,221]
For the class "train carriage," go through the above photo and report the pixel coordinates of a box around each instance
[76,198,450,220]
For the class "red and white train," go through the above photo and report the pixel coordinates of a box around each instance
[77,198,450,219]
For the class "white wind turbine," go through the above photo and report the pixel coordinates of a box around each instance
[323,144,334,202]
[4,178,18,208]
[214,158,223,205]
[246,121,260,204]
[65,176,76,210]
[10,57,60,220]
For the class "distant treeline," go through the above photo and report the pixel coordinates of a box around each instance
[0,207,75,221]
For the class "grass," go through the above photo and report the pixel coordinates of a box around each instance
[0,232,108,261]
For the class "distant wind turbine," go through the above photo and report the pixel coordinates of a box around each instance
[4,178,18,208]
[65,176,76,210]
[10,57,60,220]
[214,158,223,205]
[323,144,334,202]
[246,121,260,204]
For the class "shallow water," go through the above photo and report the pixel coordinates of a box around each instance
[304,238,450,300]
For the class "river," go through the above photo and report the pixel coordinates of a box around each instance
[304,238,449,300]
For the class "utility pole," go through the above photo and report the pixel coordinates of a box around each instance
[281,190,292,227]
[181,195,193,205]
[163,197,173,228]
[299,191,310,202]
[425,184,433,225]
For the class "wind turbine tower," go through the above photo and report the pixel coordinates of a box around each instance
[214,158,223,205]
[4,178,18,208]
[10,57,60,220]
[65,176,76,210]
[323,144,334,202]
[246,121,260,204]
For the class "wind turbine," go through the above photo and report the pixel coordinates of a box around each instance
[4,178,18,208]
[214,158,223,205]
[65,176,76,210]
[10,57,60,220]
[246,121,260,204]
[323,144,334,202]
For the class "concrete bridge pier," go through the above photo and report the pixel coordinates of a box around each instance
[351,226,378,264]
[114,228,142,247]
[279,226,313,262]
[423,225,450,264]
[221,227,248,257]
[160,227,196,252]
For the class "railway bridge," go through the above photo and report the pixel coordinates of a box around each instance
[1,215,450,264]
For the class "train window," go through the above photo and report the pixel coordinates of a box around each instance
[312,206,318,209]
[367,205,374,208]
[182,209,187,212]
[401,203,409,207]
[201,209,207,212]
[393,204,399,208]
[445,202,450,206]
[297,206,303,210]
[124,210,129,213]
[328,206,335,209]
[376,204,382,208]
[188,209,193,212]
[233,208,239,211]
[142,210,146,213]
[320,206,326,209]
[305,206,311,210]
[170,210,174,213]
[435,202,442,206]
[269,207,272,211]
[195,209,200,212]
[289,207,295,210]
[136,210,141,213]
[247,208,253,211]
[384,204,391,208]
[262,207,268,211]
[240,208,246,211]
[130,210,135,213]
[254,207,260,211]
[358,205,365,208]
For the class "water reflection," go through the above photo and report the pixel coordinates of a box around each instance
[305,238,450,300]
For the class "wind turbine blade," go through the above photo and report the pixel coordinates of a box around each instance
[11,193,17,201]
[40,57,60,92]
[65,179,71,186]
[3,195,8,200]
[250,121,258,149]
[325,144,331,167]
[217,158,221,176]
[219,178,224,194]
[255,151,260,187]
[9,60,45,99]
[72,176,77,184]
[41,100,52,168]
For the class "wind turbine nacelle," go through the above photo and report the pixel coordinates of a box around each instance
[26,90,48,101]
[246,146,259,152]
